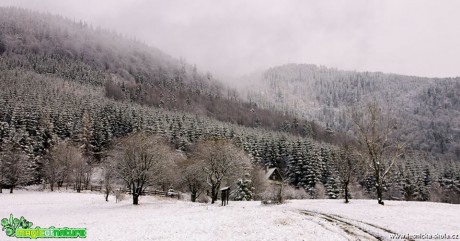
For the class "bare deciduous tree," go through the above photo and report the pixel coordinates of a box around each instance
[83,163,93,190]
[45,142,68,191]
[192,139,250,204]
[101,158,115,202]
[2,144,30,193]
[250,167,269,200]
[113,133,173,205]
[350,101,406,205]
[0,147,4,194]
[334,144,362,203]
[179,158,206,202]
[45,142,83,191]
[70,151,86,193]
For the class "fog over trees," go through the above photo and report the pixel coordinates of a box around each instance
[240,64,460,159]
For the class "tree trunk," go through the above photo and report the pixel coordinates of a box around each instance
[10,185,13,193]
[50,182,54,192]
[76,176,81,193]
[105,190,109,202]
[132,185,141,205]
[211,188,216,204]
[344,181,349,203]
[377,187,384,205]
[191,191,197,202]
[211,186,218,204]
[373,159,385,205]
[277,184,283,203]
[376,175,384,205]
[0,169,2,193]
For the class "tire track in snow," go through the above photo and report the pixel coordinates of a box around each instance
[301,211,380,241]
[301,210,414,241]
[326,213,401,237]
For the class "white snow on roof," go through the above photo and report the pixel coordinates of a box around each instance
[265,167,277,180]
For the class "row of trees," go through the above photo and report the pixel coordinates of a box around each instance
[1,70,459,204]
[42,143,90,192]
[2,95,459,204]
[40,133,253,205]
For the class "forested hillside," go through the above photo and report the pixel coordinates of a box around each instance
[0,7,331,140]
[241,64,460,159]
[0,7,459,203]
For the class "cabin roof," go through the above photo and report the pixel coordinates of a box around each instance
[265,168,277,180]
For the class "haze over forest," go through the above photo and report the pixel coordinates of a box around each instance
[2,0,460,80]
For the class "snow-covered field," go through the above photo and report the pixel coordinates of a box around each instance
[1,190,459,241]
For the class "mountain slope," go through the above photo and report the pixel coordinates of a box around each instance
[0,7,343,186]
[239,64,460,159]
[0,7,338,141]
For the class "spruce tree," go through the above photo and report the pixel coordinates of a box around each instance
[234,177,255,201]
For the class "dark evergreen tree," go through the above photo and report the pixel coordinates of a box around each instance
[234,177,255,201]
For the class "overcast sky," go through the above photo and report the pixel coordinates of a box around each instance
[1,0,459,79]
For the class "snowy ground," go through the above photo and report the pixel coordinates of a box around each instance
[1,190,459,241]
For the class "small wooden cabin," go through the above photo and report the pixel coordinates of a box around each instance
[265,167,283,183]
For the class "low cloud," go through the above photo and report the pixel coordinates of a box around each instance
[1,0,459,80]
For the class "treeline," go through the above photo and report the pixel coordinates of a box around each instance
[0,71,459,203]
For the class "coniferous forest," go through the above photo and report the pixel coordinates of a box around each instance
[0,7,459,204]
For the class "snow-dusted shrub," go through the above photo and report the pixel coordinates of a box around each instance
[283,186,308,200]
[349,182,364,200]
[261,184,285,204]
[114,190,126,203]
[428,182,443,203]
[197,195,210,203]
[250,168,269,200]
[313,183,326,199]
[24,184,45,192]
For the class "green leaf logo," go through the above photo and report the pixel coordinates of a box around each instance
[1,214,34,237]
